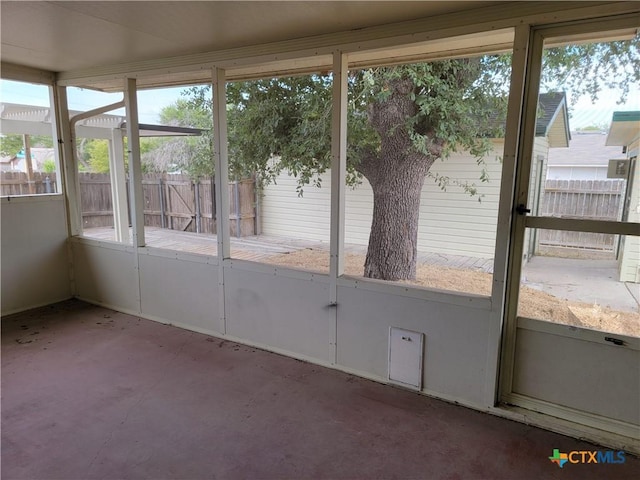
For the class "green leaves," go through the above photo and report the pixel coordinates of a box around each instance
[0,134,25,157]
[228,75,333,188]
[541,36,639,105]
[147,36,638,193]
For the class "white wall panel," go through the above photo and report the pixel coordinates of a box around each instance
[336,286,491,407]
[224,268,334,363]
[513,327,640,426]
[1,196,71,314]
[72,241,138,312]
[139,252,220,333]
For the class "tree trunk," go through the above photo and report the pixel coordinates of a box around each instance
[359,76,438,281]
[364,165,427,281]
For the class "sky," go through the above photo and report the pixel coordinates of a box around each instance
[566,87,640,130]
[1,77,639,131]
[0,80,192,124]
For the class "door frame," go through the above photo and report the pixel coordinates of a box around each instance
[498,15,640,437]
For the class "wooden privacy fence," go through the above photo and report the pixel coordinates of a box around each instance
[1,171,58,195]
[538,179,625,251]
[79,173,116,228]
[77,173,255,237]
[140,174,255,237]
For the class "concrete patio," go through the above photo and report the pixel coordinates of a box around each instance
[522,256,639,314]
[3,300,639,479]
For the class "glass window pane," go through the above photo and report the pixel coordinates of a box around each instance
[342,35,514,295]
[138,85,217,255]
[228,73,332,273]
[68,86,128,242]
[1,80,58,196]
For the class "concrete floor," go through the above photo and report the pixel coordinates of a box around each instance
[2,300,638,480]
[522,256,639,313]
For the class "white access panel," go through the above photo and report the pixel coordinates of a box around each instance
[388,327,424,390]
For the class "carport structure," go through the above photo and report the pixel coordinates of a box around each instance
[1,2,639,478]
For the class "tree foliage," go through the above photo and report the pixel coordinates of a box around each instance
[0,134,54,157]
[542,39,640,105]
[84,139,110,173]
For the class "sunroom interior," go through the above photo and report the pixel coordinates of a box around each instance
[1,2,639,477]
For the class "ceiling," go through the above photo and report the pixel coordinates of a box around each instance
[1,1,501,75]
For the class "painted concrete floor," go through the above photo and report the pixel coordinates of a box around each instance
[2,300,638,480]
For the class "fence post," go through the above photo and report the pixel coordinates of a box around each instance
[234,179,241,238]
[254,174,261,236]
[158,177,166,229]
[23,135,36,195]
[194,180,202,234]
[211,176,216,235]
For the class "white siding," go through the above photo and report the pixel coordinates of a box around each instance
[261,141,507,258]
[619,138,640,282]
[418,146,504,258]
[547,111,569,148]
[527,137,550,258]
[260,173,332,243]
[619,236,640,283]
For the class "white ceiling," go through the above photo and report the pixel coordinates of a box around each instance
[1,1,500,74]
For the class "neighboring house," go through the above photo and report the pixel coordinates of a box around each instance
[0,147,55,172]
[0,153,20,171]
[606,111,640,283]
[261,92,570,260]
[534,131,628,260]
[546,131,622,180]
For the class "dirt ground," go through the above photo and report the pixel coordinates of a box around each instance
[263,249,640,338]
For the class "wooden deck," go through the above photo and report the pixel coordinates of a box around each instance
[81,226,494,272]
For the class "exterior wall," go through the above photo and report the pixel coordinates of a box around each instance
[619,138,639,283]
[527,137,550,258]
[262,140,507,259]
[1,195,71,314]
[261,174,332,244]
[547,111,569,148]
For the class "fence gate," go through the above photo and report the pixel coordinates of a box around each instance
[537,179,625,253]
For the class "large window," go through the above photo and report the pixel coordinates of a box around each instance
[136,85,215,254]
[341,37,514,296]
[72,84,209,247]
[228,73,333,273]
[67,86,129,242]
[0,80,58,197]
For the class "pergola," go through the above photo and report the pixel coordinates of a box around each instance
[1,102,201,242]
